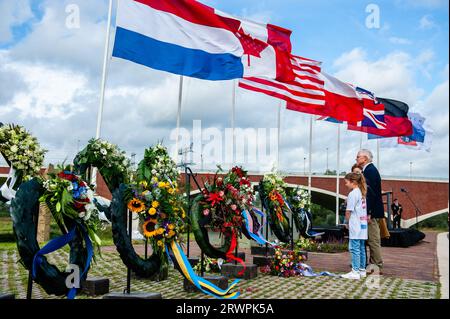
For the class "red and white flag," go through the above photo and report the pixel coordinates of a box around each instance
[239,55,365,122]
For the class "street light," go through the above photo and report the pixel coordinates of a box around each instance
[326,147,329,173]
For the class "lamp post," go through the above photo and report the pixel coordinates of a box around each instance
[326,147,329,173]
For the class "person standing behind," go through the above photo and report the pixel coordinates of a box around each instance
[391,199,403,229]
[356,149,384,272]
[341,173,368,280]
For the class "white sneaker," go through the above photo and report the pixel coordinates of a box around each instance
[359,269,367,278]
[341,270,361,280]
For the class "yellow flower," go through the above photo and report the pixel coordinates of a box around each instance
[157,228,165,235]
[168,224,175,230]
[167,230,176,238]
[143,220,156,238]
[158,182,166,188]
[152,201,159,208]
[139,180,148,188]
[148,207,157,216]
[157,240,164,247]
[181,208,186,219]
[128,198,146,213]
[168,188,175,194]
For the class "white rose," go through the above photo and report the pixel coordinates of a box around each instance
[79,212,86,218]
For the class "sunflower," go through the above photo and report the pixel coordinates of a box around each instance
[143,220,156,237]
[128,198,146,213]
[148,207,157,216]
[151,201,159,208]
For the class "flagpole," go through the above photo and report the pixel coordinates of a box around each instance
[377,138,380,171]
[308,115,313,199]
[92,0,113,187]
[175,75,184,165]
[231,80,236,166]
[95,0,113,139]
[336,124,341,225]
[277,101,282,170]
[360,134,363,150]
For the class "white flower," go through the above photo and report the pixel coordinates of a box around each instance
[67,184,74,191]
[79,212,86,218]
[100,148,107,155]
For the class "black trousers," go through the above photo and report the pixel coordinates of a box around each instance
[393,215,401,229]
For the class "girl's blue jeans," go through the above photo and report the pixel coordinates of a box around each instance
[349,239,366,271]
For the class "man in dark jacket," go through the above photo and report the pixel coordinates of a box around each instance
[356,149,384,271]
[391,199,403,229]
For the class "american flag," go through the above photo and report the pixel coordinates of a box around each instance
[238,55,326,108]
[238,54,366,123]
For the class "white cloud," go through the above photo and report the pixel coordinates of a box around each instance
[0,0,33,43]
[419,15,437,29]
[389,37,412,45]
[396,0,449,9]
[332,48,423,104]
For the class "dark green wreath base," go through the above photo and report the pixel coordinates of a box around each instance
[258,183,292,243]
[110,184,161,278]
[10,179,88,296]
[191,196,232,260]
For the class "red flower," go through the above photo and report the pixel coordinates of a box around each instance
[207,192,224,207]
[239,178,250,187]
[232,167,244,178]
[58,172,76,182]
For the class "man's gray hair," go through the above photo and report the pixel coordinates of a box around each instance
[358,149,373,162]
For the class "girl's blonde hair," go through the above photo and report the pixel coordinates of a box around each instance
[345,172,367,198]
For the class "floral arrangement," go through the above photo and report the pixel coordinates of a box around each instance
[293,236,348,253]
[127,144,186,276]
[39,167,104,256]
[192,256,222,274]
[289,186,311,212]
[260,247,307,278]
[260,172,290,224]
[0,124,46,181]
[74,138,130,188]
[198,166,254,235]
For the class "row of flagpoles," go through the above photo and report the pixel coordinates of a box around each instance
[94,0,431,225]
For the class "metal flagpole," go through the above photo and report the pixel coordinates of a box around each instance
[175,76,184,165]
[277,101,282,169]
[92,0,113,186]
[95,0,113,139]
[231,80,236,166]
[308,115,313,199]
[336,125,341,225]
[377,138,380,171]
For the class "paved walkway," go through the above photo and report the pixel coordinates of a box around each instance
[104,231,440,282]
[437,232,449,299]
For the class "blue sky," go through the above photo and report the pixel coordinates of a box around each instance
[0,0,449,178]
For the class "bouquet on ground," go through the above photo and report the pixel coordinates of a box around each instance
[260,247,307,278]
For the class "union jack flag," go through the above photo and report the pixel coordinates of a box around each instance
[347,87,387,134]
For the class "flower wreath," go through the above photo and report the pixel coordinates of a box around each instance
[73,138,131,221]
[73,138,130,191]
[287,186,314,238]
[10,167,104,298]
[191,166,254,267]
[259,172,291,243]
[111,145,241,299]
[0,123,46,202]
[110,144,186,279]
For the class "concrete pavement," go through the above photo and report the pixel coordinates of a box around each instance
[437,232,449,299]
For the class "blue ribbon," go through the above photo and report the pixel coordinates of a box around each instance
[32,226,93,299]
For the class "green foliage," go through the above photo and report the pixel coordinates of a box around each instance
[417,213,448,231]
[311,203,336,227]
